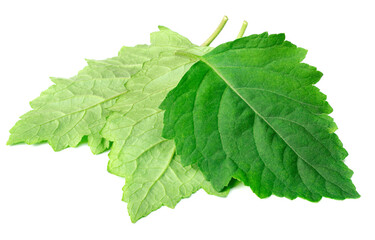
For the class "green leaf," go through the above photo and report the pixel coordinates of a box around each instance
[121,139,225,223]
[101,45,227,222]
[161,32,359,201]
[8,24,225,222]
[7,27,190,154]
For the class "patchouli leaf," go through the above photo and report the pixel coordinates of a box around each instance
[161,32,359,201]
[101,43,227,222]
[7,27,188,154]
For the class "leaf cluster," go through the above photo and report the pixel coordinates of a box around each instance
[8,18,359,222]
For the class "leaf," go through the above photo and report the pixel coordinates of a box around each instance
[101,45,227,222]
[161,32,359,201]
[8,24,226,222]
[7,27,190,154]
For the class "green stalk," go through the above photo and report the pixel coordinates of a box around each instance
[236,20,248,39]
[201,16,228,47]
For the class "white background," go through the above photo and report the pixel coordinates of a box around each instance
[0,0,374,239]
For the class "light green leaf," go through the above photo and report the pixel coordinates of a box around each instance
[7,27,189,154]
[161,32,359,201]
[122,140,224,223]
[102,46,227,223]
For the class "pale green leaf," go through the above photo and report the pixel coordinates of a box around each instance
[102,46,227,222]
[8,27,189,154]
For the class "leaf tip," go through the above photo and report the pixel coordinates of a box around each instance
[84,58,95,65]
[129,214,139,223]
[6,136,14,146]
[158,25,170,31]
[351,190,361,199]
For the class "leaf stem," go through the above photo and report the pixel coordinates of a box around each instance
[236,20,248,39]
[201,16,228,47]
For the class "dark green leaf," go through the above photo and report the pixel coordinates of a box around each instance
[161,32,359,201]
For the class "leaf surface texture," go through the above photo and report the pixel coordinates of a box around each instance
[161,32,359,201]
[101,38,225,222]
[8,27,188,153]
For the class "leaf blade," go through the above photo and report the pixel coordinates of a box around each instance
[7,27,191,154]
[102,45,228,222]
[161,32,359,200]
